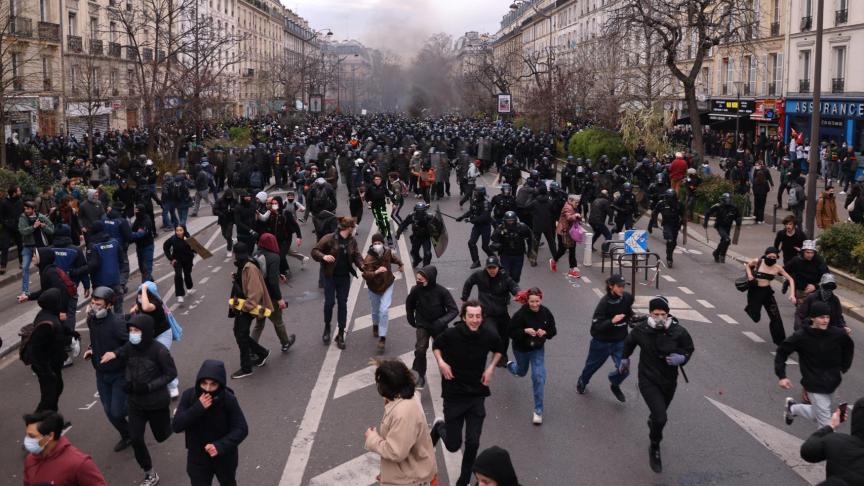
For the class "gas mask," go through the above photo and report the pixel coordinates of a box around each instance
[647,315,667,330]
[88,303,109,319]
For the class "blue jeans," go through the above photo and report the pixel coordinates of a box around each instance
[507,348,546,414]
[96,371,129,439]
[155,329,179,392]
[176,206,189,227]
[21,246,33,293]
[368,284,394,337]
[136,244,154,283]
[162,202,176,228]
[578,338,629,387]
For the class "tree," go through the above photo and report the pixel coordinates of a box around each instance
[0,3,41,166]
[70,52,113,161]
[607,0,758,158]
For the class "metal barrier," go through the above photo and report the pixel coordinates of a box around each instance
[615,252,662,297]
[600,239,626,273]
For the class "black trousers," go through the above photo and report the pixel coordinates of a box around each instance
[746,285,786,344]
[715,226,732,257]
[33,362,63,412]
[187,451,239,486]
[662,225,679,261]
[485,313,511,358]
[442,396,486,486]
[591,223,612,246]
[638,381,677,445]
[468,224,492,264]
[552,236,577,268]
[410,236,432,267]
[128,405,172,472]
[753,193,768,222]
[0,232,22,267]
[532,227,557,261]
[174,260,194,297]
[233,313,268,372]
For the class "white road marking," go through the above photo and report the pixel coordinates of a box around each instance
[742,331,766,343]
[592,288,604,298]
[696,299,715,309]
[78,400,98,411]
[581,276,591,284]
[333,352,413,399]
[279,228,376,486]
[661,275,677,282]
[352,305,407,333]
[212,266,222,273]
[308,452,379,486]
[199,277,210,284]
[669,310,712,324]
[678,286,694,295]
[706,397,824,484]
[634,296,690,308]
[718,314,738,324]
[770,352,798,365]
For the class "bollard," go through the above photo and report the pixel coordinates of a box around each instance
[583,233,593,267]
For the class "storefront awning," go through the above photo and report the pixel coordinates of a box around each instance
[674,112,710,126]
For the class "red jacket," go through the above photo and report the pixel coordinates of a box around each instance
[669,157,688,182]
[23,437,107,486]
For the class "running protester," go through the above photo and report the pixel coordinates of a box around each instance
[507,287,556,425]
[361,233,404,353]
[744,247,797,345]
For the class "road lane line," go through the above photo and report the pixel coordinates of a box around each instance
[742,331,765,343]
[661,275,676,282]
[696,299,715,309]
[332,351,413,399]
[278,228,376,486]
[592,288,604,298]
[718,314,738,324]
[352,305,407,333]
[308,452,379,486]
[581,276,591,284]
[211,266,222,273]
[678,286,694,295]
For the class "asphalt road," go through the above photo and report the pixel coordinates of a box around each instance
[1,175,861,486]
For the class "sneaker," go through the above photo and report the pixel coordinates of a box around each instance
[322,325,331,345]
[430,418,445,446]
[377,337,386,354]
[62,356,75,368]
[469,261,481,269]
[169,386,179,399]
[226,251,232,258]
[140,471,160,486]
[415,374,426,389]
[0,266,5,275]
[176,296,184,303]
[610,384,626,403]
[281,335,296,353]
[667,259,674,269]
[548,258,557,273]
[784,397,796,425]
[840,191,846,195]
[567,268,580,278]
[302,256,310,267]
[373,324,379,338]
[113,437,132,452]
[335,332,346,350]
[532,412,543,425]
[230,368,254,379]
[649,443,662,473]
[576,377,586,394]
[254,349,271,367]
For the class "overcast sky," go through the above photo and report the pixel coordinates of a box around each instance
[283,0,506,59]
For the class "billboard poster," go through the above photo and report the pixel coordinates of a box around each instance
[497,94,512,114]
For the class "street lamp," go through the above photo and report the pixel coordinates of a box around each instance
[733,79,744,150]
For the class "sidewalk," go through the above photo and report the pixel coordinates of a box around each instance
[685,159,864,322]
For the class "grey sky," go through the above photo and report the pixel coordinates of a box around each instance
[283,0,506,59]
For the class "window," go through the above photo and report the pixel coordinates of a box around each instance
[746,55,756,95]
[800,49,811,80]
[721,57,730,94]
[68,12,77,36]
[40,0,47,21]
[834,46,846,79]
[70,65,78,92]
[109,21,117,42]
[90,16,98,39]
[42,56,51,79]
[773,0,780,22]
[803,0,812,15]
[11,53,19,79]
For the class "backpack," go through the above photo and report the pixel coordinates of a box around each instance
[313,187,331,209]
[55,267,76,297]
[171,180,189,202]
[787,186,800,207]
[249,170,263,189]
[18,320,54,365]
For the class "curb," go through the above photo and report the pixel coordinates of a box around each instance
[684,226,864,323]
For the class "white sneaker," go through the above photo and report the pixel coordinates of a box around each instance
[302,256,310,267]
[532,412,543,425]
[140,471,160,486]
[169,386,179,399]
[226,251,233,258]
[177,296,184,303]
[840,191,846,195]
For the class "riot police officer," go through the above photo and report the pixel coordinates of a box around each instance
[490,211,532,283]
[497,155,522,187]
[395,202,434,268]
[647,173,669,210]
[612,182,638,233]
[491,183,517,224]
[457,187,494,269]
[648,189,685,268]
[703,193,742,263]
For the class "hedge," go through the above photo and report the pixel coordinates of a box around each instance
[0,169,38,199]
[568,128,626,163]
[818,223,864,277]
[690,175,751,219]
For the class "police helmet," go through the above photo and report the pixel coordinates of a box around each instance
[500,183,511,194]
[503,211,517,223]
[622,182,632,192]
[720,193,732,204]
[414,202,429,212]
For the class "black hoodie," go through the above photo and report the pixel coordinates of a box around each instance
[115,314,177,410]
[801,397,864,485]
[27,288,67,368]
[172,360,249,463]
[775,325,854,394]
[623,317,695,387]
[405,265,458,336]
[28,248,71,311]
[472,446,520,486]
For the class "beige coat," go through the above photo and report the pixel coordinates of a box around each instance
[364,396,437,486]
[815,192,839,229]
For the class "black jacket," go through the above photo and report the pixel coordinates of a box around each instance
[774,228,807,263]
[590,291,634,342]
[163,235,195,264]
[461,269,519,317]
[234,200,257,239]
[28,248,71,312]
[86,311,128,375]
[115,314,178,410]
[795,292,845,329]
[775,326,854,394]
[509,304,557,352]
[526,194,556,231]
[172,360,248,463]
[27,288,67,369]
[491,222,532,256]
[405,265,458,335]
[784,255,829,291]
[588,196,612,226]
[801,397,864,485]
[214,191,237,227]
[432,320,503,399]
[623,317,695,386]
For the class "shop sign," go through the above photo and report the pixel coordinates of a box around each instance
[821,118,844,129]
[711,99,754,114]
[786,99,864,119]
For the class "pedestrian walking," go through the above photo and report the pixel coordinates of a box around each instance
[620,296,695,473]
[131,204,156,284]
[311,216,364,350]
[100,314,177,486]
[744,247,797,345]
[506,287,556,424]
[576,274,633,402]
[429,300,504,486]
[550,194,581,277]
[461,256,519,364]
[83,286,132,452]
[22,410,107,486]
[361,233,404,353]
[21,288,68,412]
[250,233,296,353]
[473,446,521,486]
[132,281,182,398]
[816,186,840,231]
[214,189,237,257]
[406,265,458,389]
[172,359,249,486]
[800,396,864,485]
[228,242,272,379]
[364,358,437,486]
[163,224,195,304]
[191,162,216,217]
[777,301,854,429]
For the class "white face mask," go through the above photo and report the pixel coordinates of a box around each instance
[271,204,279,211]
[371,243,384,255]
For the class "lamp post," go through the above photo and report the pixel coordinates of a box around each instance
[733,80,744,151]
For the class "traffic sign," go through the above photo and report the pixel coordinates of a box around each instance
[624,230,648,254]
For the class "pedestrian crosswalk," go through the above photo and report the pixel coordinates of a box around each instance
[352,305,407,332]
[332,351,413,399]
[633,295,711,323]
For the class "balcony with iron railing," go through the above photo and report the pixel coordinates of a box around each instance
[12,77,23,91]
[770,22,780,37]
[142,48,152,61]
[112,88,119,96]
[89,38,103,56]
[721,83,729,96]
[801,16,812,31]
[800,79,811,93]
[108,42,121,57]
[43,78,51,90]
[833,78,845,93]
[37,21,60,42]
[768,82,777,96]
[836,9,848,25]
[67,35,83,52]
[126,46,137,60]
[10,16,33,37]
